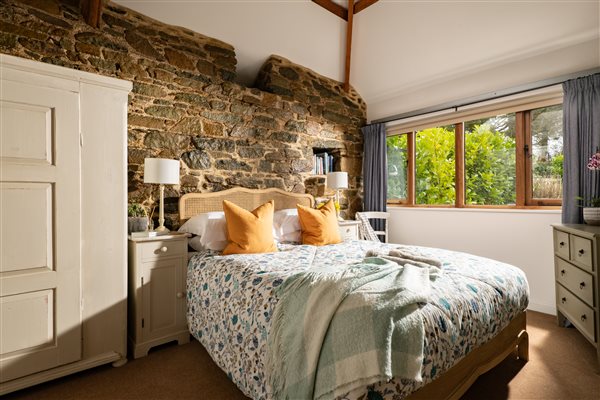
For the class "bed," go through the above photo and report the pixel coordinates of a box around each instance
[179,188,529,400]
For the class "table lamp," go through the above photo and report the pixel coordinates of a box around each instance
[326,171,348,220]
[144,158,180,232]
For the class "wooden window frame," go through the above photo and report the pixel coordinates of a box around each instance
[386,105,563,209]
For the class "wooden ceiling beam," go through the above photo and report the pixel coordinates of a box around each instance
[80,0,104,28]
[343,0,354,91]
[354,0,379,14]
[312,0,348,21]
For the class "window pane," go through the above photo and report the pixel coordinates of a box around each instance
[531,104,563,199]
[386,134,408,200]
[416,126,455,205]
[465,114,516,205]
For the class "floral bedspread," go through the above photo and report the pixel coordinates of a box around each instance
[187,241,529,400]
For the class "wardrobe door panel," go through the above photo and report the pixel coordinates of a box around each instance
[0,80,81,382]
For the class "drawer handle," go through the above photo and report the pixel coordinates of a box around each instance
[561,297,566,304]
[578,249,585,256]
[580,314,587,322]
[560,269,566,276]
[579,282,586,289]
[559,241,565,247]
[160,246,168,253]
[176,292,184,299]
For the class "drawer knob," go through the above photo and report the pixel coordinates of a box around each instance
[160,246,168,253]
[579,282,586,289]
[560,269,566,276]
[580,314,587,322]
[559,241,565,247]
[176,292,184,299]
[561,297,566,304]
[578,249,585,256]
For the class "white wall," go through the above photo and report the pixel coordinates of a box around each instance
[388,208,561,315]
[116,1,599,121]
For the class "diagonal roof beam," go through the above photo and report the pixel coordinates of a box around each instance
[343,0,354,91]
[80,0,104,28]
[354,0,379,14]
[312,0,348,21]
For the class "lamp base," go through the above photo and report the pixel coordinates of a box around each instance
[154,225,170,233]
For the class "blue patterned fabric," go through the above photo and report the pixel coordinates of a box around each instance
[187,241,529,400]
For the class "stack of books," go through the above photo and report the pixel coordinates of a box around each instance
[312,152,334,175]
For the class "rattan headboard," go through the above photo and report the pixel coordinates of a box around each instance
[178,187,315,222]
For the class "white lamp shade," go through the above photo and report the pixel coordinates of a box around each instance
[144,158,180,185]
[326,172,348,190]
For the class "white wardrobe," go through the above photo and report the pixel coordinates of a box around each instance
[0,54,132,394]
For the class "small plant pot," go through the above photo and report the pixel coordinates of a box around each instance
[128,217,148,234]
[583,207,600,226]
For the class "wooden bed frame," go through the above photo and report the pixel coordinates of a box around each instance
[178,187,529,399]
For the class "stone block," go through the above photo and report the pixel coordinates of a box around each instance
[216,159,252,172]
[164,48,195,70]
[125,30,162,59]
[192,137,235,152]
[182,150,211,170]
[169,117,203,135]
[129,114,165,130]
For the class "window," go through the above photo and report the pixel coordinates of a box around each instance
[529,104,563,202]
[464,114,516,205]
[386,134,408,202]
[416,126,455,205]
[385,99,563,208]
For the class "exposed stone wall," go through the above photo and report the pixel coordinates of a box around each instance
[0,0,366,228]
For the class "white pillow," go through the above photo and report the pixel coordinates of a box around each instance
[273,208,301,243]
[179,212,228,251]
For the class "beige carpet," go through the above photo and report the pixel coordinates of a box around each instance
[5,311,600,400]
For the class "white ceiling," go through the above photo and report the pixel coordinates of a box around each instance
[116,0,600,121]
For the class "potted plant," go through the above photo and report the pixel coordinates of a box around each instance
[581,150,600,225]
[128,203,148,234]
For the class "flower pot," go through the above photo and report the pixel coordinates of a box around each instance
[583,207,600,226]
[128,217,148,234]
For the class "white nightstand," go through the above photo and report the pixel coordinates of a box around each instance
[128,233,190,358]
[338,220,360,241]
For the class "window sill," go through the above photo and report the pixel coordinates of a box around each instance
[387,204,561,215]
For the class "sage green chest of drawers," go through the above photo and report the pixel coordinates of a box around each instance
[552,224,600,364]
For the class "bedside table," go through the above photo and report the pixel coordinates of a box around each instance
[338,220,360,241]
[128,233,190,358]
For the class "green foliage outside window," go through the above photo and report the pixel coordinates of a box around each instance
[465,123,516,205]
[415,127,456,204]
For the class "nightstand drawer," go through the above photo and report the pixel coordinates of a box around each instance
[570,235,594,272]
[338,222,359,241]
[557,284,596,343]
[141,239,185,261]
[555,257,595,307]
[554,230,570,259]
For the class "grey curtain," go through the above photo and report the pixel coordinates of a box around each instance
[562,74,600,223]
[362,123,387,231]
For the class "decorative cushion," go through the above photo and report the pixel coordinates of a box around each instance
[222,200,277,255]
[297,199,342,246]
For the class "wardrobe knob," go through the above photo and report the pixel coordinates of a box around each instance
[176,292,184,299]
[581,314,587,322]
[578,249,585,256]
[160,246,168,253]
[559,241,565,247]
[580,282,586,289]
[561,297,566,304]
[560,269,566,276]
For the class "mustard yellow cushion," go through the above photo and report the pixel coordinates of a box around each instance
[297,199,342,246]
[222,200,277,255]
